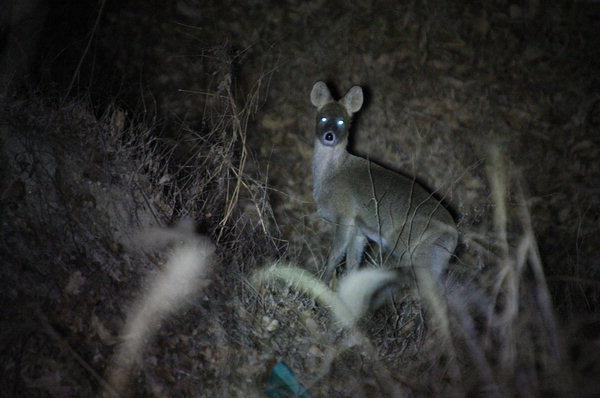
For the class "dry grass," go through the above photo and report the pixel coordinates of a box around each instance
[249,143,588,397]
[2,72,599,398]
[104,222,214,397]
[0,78,279,396]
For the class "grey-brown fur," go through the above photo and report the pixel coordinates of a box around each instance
[310,81,458,282]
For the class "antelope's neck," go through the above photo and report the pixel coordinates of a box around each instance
[312,139,347,194]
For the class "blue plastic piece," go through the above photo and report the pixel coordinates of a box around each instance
[265,361,313,398]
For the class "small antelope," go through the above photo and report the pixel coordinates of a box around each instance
[310,81,457,282]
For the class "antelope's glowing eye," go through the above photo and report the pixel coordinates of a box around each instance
[337,120,344,126]
[320,117,327,123]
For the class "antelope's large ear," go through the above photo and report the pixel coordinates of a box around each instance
[310,81,333,108]
[341,86,363,114]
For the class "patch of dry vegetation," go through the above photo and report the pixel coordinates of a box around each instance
[0,80,279,396]
[250,144,594,397]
